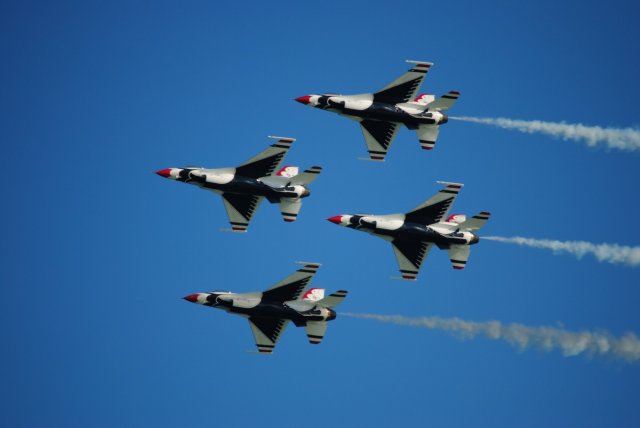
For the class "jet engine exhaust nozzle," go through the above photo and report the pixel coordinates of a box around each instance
[327,309,337,321]
[440,114,449,124]
[470,233,480,245]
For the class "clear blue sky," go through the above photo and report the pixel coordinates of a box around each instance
[2,1,639,427]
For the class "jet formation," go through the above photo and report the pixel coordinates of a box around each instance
[183,262,348,353]
[327,182,490,280]
[156,136,321,232]
[158,61,492,353]
[295,60,459,161]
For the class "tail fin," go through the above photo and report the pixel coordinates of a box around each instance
[459,212,491,230]
[317,290,348,308]
[413,93,435,106]
[426,91,460,111]
[275,165,299,178]
[290,166,322,185]
[300,288,325,302]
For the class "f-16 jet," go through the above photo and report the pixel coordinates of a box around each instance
[327,182,490,281]
[295,60,459,161]
[182,262,348,353]
[156,136,321,232]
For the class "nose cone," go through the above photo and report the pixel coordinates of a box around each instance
[294,95,311,105]
[183,294,199,303]
[156,168,172,178]
[327,215,343,225]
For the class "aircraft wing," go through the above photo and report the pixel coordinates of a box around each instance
[235,136,295,179]
[262,262,321,302]
[416,125,440,151]
[373,61,433,104]
[405,182,463,225]
[248,317,290,354]
[221,193,264,232]
[391,240,433,280]
[304,321,327,345]
[447,245,471,270]
[359,120,400,161]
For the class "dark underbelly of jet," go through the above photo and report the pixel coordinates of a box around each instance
[201,177,298,201]
[339,103,437,127]
[228,302,324,326]
[373,223,467,249]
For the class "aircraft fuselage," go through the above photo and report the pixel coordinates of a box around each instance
[338,214,479,250]
[165,167,309,203]
[306,95,448,129]
[187,292,335,327]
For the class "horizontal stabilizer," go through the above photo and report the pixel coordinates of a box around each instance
[279,198,302,222]
[448,245,471,270]
[426,91,460,111]
[459,212,491,231]
[416,125,440,151]
[317,290,348,308]
[290,166,322,185]
[305,321,327,345]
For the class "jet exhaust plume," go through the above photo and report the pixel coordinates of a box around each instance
[449,116,640,152]
[342,313,640,362]
[484,236,640,267]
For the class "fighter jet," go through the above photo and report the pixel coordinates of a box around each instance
[295,60,459,161]
[182,262,348,353]
[155,136,321,232]
[326,182,490,281]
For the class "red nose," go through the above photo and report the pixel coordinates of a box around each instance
[183,294,199,303]
[294,95,311,105]
[326,215,343,225]
[156,168,172,178]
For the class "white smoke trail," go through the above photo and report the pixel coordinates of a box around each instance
[484,236,640,267]
[342,313,640,362]
[450,116,640,152]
